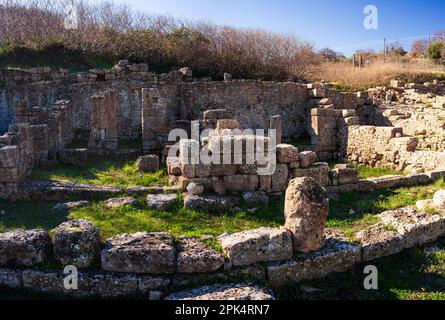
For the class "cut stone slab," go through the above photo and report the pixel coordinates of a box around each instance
[53,219,101,268]
[378,207,445,248]
[183,193,238,213]
[175,237,224,273]
[52,200,90,213]
[135,155,160,173]
[0,229,50,267]
[164,283,275,300]
[355,223,405,262]
[146,193,178,211]
[22,269,169,298]
[103,197,138,208]
[219,227,293,266]
[101,232,175,274]
[266,231,361,287]
[284,177,329,253]
[433,189,445,209]
[0,268,22,289]
[242,191,269,207]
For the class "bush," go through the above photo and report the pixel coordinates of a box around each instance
[427,42,445,59]
[0,0,319,80]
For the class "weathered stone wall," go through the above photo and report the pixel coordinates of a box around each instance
[179,81,309,138]
[346,125,445,172]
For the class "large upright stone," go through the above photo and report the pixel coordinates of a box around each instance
[53,219,101,268]
[101,232,175,274]
[269,115,282,145]
[89,90,118,151]
[284,177,329,253]
[0,230,50,267]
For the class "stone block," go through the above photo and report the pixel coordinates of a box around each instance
[220,227,293,266]
[146,194,178,211]
[355,223,405,262]
[276,144,299,163]
[291,162,330,187]
[299,151,316,168]
[183,194,238,213]
[378,207,445,248]
[0,230,50,267]
[135,155,160,173]
[271,164,289,193]
[53,219,101,268]
[175,237,224,273]
[101,232,175,274]
[267,232,361,287]
[223,175,258,192]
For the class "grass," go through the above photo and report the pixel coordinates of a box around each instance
[29,155,167,188]
[353,164,404,179]
[328,162,404,178]
[277,238,445,300]
[314,60,445,91]
[328,178,445,240]
[0,195,285,240]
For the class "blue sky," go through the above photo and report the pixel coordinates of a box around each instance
[113,0,445,56]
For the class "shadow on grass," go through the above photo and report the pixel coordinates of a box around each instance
[0,200,68,232]
[276,238,445,300]
[29,155,167,188]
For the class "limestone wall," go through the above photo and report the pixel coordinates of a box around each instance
[346,125,445,172]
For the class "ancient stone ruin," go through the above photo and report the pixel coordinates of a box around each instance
[1,64,445,299]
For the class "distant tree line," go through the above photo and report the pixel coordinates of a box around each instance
[410,31,445,59]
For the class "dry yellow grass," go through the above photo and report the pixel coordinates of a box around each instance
[313,60,445,91]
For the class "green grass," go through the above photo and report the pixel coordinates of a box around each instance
[277,238,445,300]
[328,162,404,178]
[351,164,404,179]
[328,178,445,240]
[0,195,285,240]
[29,155,167,188]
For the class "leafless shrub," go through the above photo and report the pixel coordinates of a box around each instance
[0,0,318,80]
